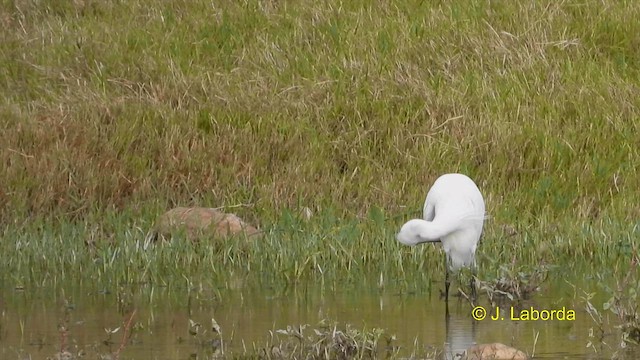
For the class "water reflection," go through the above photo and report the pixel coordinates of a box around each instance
[444,302,476,360]
[0,282,630,359]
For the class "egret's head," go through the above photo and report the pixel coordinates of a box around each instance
[396,219,424,246]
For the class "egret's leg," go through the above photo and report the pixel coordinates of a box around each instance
[445,270,451,301]
[470,261,478,303]
[444,252,451,302]
[470,273,477,302]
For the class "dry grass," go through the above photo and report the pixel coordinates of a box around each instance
[1,0,639,227]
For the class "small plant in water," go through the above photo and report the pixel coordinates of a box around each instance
[584,251,640,356]
[256,321,399,360]
[479,263,550,304]
[46,306,138,360]
[604,253,640,347]
[187,317,224,358]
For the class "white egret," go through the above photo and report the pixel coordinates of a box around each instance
[396,173,485,301]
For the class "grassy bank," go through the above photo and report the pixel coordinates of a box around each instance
[1,0,639,225]
[1,207,636,291]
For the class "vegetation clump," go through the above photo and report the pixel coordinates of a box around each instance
[584,252,640,356]
[252,322,414,360]
[478,263,550,304]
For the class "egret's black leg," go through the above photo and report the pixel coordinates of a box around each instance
[470,262,478,303]
[445,270,451,301]
[470,273,477,303]
[444,252,451,302]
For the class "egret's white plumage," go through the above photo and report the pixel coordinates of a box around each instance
[397,173,485,299]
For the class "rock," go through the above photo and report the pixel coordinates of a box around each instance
[300,206,313,221]
[463,343,528,360]
[47,351,75,360]
[151,207,261,242]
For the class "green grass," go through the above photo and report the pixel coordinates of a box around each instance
[0,208,636,292]
[1,0,639,291]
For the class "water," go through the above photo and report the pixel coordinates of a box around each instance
[0,279,632,359]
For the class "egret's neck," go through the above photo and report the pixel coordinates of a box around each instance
[397,218,454,246]
[414,219,452,242]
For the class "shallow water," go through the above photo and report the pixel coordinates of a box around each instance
[0,278,632,359]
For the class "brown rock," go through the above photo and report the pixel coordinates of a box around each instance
[463,343,528,360]
[151,207,261,242]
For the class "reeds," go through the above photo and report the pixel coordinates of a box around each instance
[1,208,636,292]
